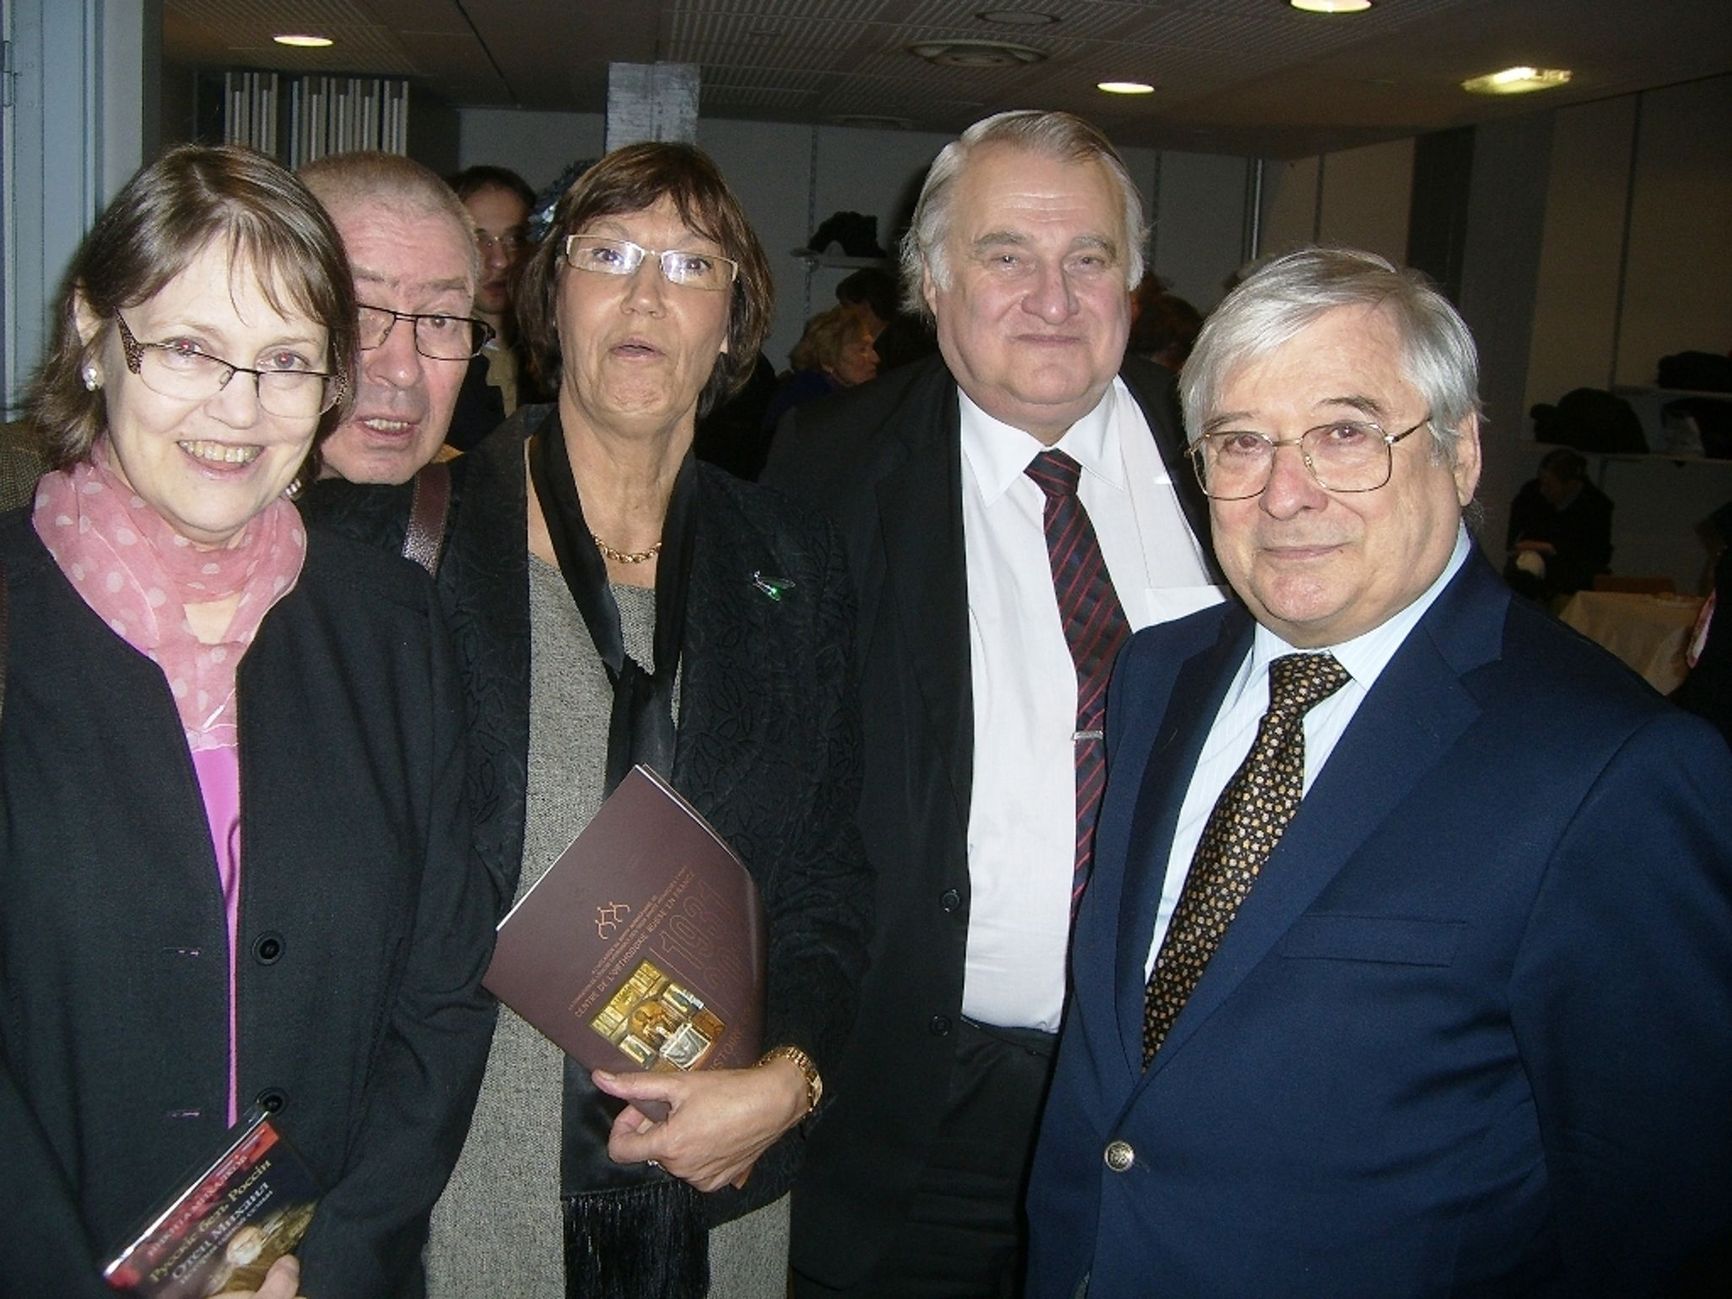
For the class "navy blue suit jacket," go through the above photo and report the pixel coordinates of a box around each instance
[1027,555,1732,1298]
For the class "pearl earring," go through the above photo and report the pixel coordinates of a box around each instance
[82,367,100,391]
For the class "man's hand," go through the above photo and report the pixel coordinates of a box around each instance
[594,1061,808,1193]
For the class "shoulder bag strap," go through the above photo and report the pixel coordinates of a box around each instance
[402,461,453,576]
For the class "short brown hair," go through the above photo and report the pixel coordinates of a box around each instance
[515,142,772,419]
[28,144,358,474]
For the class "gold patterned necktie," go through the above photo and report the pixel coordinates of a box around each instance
[1141,651,1351,1066]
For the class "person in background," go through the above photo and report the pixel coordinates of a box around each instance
[306,140,871,1299]
[835,266,898,337]
[0,144,494,1299]
[300,151,493,480]
[1127,282,1203,373]
[1504,445,1613,602]
[1672,499,1732,746]
[450,164,540,429]
[762,305,881,433]
[766,109,1221,1298]
[1027,246,1732,1298]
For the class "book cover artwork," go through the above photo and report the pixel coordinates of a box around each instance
[103,1110,319,1298]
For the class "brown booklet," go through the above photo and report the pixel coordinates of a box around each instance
[483,765,767,1120]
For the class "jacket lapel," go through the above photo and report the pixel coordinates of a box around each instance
[874,370,975,831]
[1141,558,1501,1076]
[1113,612,1251,1071]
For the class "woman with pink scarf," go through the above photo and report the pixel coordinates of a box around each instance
[0,146,495,1299]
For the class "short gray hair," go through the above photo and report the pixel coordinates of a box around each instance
[1180,246,1482,466]
[900,110,1147,318]
[299,150,480,289]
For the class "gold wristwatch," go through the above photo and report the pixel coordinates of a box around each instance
[758,1044,823,1116]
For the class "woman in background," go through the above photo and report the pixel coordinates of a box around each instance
[0,144,495,1299]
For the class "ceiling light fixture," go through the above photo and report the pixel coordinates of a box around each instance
[1289,0,1372,13]
[908,39,1047,68]
[1461,66,1573,95]
[975,9,1061,25]
[272,34,334,48]
[1098,81,1154,96]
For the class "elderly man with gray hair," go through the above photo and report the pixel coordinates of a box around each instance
[766,109,1224,1296]
[301,151,493,483]
[1026,246,1732,1298]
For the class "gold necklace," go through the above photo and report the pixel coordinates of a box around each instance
[591,532,662,564]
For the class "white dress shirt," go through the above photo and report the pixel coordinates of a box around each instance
[1145,528,1473,975]
[958,378,1224,1031]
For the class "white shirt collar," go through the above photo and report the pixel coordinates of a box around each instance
[958,381,1125,506]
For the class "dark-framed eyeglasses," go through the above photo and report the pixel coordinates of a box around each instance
[112,314,343,418]
[1187,415,1432,501]
[356,305,495,361]
[563,235,739,292]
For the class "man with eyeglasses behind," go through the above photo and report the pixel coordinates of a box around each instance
[302,152,490,483]
[1026,247,1732,1299]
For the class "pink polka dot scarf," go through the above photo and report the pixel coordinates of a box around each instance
[32,441,306,752]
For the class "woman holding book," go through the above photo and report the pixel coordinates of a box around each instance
[307,141,872,1299]
[0,145,496,1299]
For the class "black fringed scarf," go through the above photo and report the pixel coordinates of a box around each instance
[527,411,710,1299]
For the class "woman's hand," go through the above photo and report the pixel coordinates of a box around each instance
[594,1060,808,1193]
[212,1253,306,1299]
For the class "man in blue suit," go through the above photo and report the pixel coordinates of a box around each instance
[1027,247,1732,1298]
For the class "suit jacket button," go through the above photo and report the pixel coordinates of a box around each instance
[1104,1139,1135,1173]
[255,1088,287,1114]
[939,888,961,913]
[253,932,284,964]
[928,1014,952,1036]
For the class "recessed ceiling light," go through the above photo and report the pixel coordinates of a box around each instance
[272,33,334,48]
[975,9,1061,25]
[1098,81,1155,96]
[908,40,1047,68]
[1461,66,1573,95]
[1289,0,1372,13]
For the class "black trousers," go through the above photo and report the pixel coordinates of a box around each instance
[794,1017,1059,1299]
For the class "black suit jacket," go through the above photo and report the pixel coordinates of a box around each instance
[306,411,873,1224]
[763,354,1217,1285]
[0,513,495,1299]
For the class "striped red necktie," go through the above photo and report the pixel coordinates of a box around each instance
[1025,449,1131,915]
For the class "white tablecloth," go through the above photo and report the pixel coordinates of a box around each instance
[1558,591,1704,693]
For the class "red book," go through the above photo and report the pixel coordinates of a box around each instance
[483,765,767,1120]
[103,1108,319,1297]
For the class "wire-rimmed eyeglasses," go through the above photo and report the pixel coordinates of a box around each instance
[1187,415,1432,501]
[357,305,495,361]
[563,235,740,292]
[113,315,343,418]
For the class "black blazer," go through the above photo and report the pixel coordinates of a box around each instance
[0,512,495,1299]
[762,354,1217,1285]
[305,411,873,1223]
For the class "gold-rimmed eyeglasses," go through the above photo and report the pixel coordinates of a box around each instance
[112,315,343,418]
[1187,415,1432,500]
[563,235,739,292]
